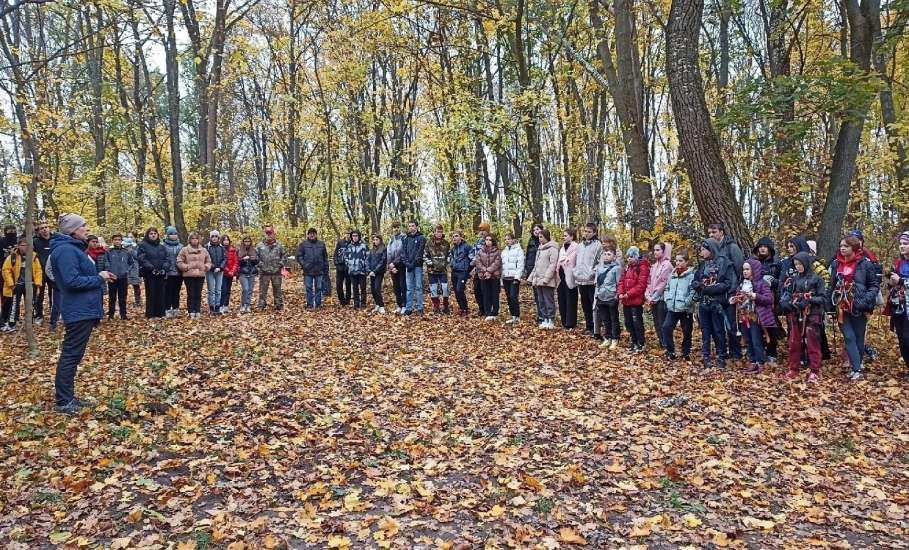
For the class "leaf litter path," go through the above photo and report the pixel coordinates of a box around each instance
[1,281,908,549]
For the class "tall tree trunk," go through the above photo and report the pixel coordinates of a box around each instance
[164,0,187,238]
[589,0,655,233]
[511,0,544,224]
[666,0,752,250]
[816,0,878,261]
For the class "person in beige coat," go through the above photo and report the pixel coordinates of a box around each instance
[528,229,559,329]
[177,232,212,318]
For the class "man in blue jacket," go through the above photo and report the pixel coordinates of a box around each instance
[50,214,116,415]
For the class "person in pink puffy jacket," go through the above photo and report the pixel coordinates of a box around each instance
[645,242,673,349]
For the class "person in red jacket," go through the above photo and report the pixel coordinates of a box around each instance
[219,235,239,314]
[618,246,650,353]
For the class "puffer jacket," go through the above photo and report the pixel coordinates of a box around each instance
[618,258,651,306]
[449,242,472,273]
[501,244,524,280]
[524,236,540,279]
[137,238,167,276]
[50,234,104,323]
[528,240,559,288]
[425,237,451,274]
[344,241,369,276]
[734,258,776,327]
[474,246,502,279]
[163,238,183,276]
[829,251,880,316]
[206,243,226,271]
[367,246,387,275]
[557,242,578,289]
[664,267,695,313]
[594,261,621,303]
[2,252,43,297]
[224,246,239,277]
[781,252,827,319]
[692,240,735,304]
[256,241,287,275]
[645,242,674,303]
[751,236,781,291]
[177,245,212,278]
[573,238,602,285]
[402,231,427,270]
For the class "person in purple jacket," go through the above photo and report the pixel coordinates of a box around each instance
[730,258,777,373]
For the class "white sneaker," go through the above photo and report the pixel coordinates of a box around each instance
[378,307,386,314]
[34,318,43,326]
[545,320,555,329]
[484,316,495,321]
[600,338,610,349]
[538,321,547,329]
[394,307,401,314]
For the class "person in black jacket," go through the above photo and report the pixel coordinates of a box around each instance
[297,228,329,309]
[691,240,735,370]
[137,227,168,319]
[367,235,387,313]
[708,223,744,361]
[334,230,352,306]
[780,252,826,383]
[524,225,542,319]
[402,221,427,315]
[449,231,472,317]
[32,221,54,324]
[830,236,880,381]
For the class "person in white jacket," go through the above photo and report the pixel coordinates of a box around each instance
[501,233,525,324]
[574,223,602,336]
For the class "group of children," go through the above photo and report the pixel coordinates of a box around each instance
[5,217,909,383]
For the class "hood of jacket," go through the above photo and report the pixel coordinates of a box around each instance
[752,236,776,259]
[792,251,813,273]
[702,239,721,260]
[787,236,810,255]
[745,257,763,280]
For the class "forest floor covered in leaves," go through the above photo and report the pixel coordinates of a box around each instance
[2,280,908,549]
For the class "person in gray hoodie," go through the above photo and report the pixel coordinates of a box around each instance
[386,222,407,311]
[102,234,136,320]
[661,251,696,360]
[574,223,602,335]
[594,247,622,349]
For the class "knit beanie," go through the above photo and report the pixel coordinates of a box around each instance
[807,240,817,255]
[166,226,178,236]
[899,232,909,245]
[210,230,221,239]
[58,213,87,236]
[626,246,640,260]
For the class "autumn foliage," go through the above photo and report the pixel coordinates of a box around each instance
[2,280,908,547]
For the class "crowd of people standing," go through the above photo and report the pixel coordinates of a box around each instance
[2,214,908,414]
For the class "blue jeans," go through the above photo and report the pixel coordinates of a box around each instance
[239,275,255,307]
[405,267,424,312]
[428,273,449,297]
[305,274,324,307]
[741,321,766,364]
[841,314,868,372]
[206,270,223,308]
[699,303,727,367]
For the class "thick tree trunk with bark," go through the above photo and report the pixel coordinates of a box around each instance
[666,0,752,250]
[816,0,878,261]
